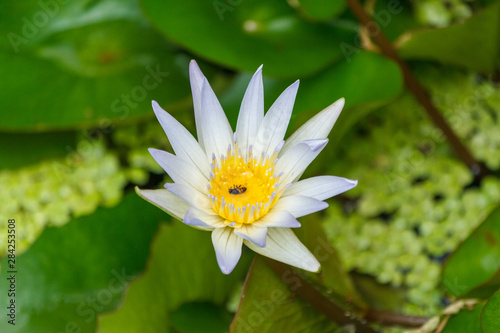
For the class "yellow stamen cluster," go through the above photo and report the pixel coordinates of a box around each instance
[207,141,285,226]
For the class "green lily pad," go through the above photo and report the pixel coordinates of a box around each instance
[0,0,192,131]
[0,131,77,170]
[0,194,165,333]
[481,288,500,333]
[442,206,500,298]
[140,0,356,78]
[97,221,251,333]
[398,2,500,72]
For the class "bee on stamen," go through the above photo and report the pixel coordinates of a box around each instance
[228,184,247,195]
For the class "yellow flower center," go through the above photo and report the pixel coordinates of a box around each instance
[208,142,284,226]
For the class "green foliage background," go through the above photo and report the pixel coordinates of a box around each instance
[1,0,500,332]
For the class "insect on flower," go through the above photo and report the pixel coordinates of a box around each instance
[228,185,247,195]
[136,60,357,274]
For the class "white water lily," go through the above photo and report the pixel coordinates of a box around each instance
[137,60,357,274]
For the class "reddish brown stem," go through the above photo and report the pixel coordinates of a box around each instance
[365,308,428,327]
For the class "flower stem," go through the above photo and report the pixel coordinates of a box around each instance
[344,0,490,179]
[364,308,428,327]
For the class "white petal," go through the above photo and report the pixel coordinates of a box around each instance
[244,228,320,272]
[152,101,210,176]
[200,78,234,163]
[253,210,301,228]
[212,227,243,274]
[272,195,328,218]
[275,139,328,190]
[235,65,264,154]
[284,176,357,201]
[253,81,299,158]
[281,98,344,156]
[184,207,226,229]
[149,148,208,194]
[234,224,268,247]
[135,187,189,221]
[189,60,206,147]
[164,183,214,214]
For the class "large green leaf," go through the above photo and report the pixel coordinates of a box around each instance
[140,0,356,78]
[0,131,77,170]
[0,0,192,131]
[442,206,500,298]
[0,194,165,333]
[230,257,340,333]
[398,3,500,72]
[481,288,500,332]
[98,221,251,333]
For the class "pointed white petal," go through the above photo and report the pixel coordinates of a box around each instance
[281,98,344,156]
[212,227,243,274]
[152,101,210,176]
[284,176,357,201]
[149,148,208,194]
[253,81,299,157]
[234,224,268,247]
[164,183,214,214]
[200,78,233,163]
[253,210,301,228]
[184,207,226,228]
[272,195,328,218]
[244,228,320,272]
[135,187,189,221]
[236,65,264,154]
[189,60,206,147]
[275,139,328,190]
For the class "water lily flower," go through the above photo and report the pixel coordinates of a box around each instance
[137,60,357,274]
